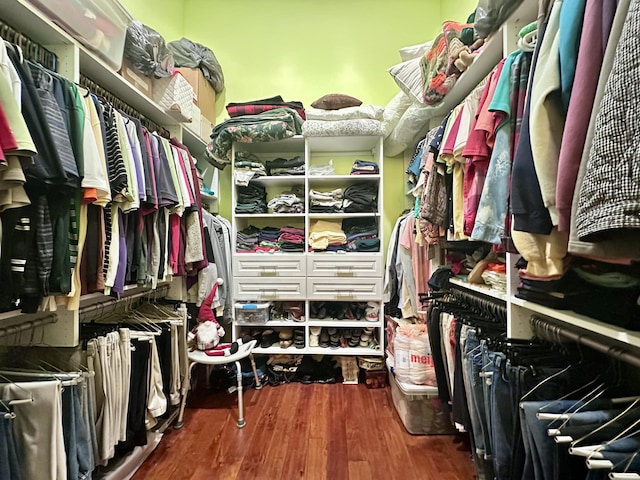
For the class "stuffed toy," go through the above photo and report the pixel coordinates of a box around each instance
[188,279,252,356]
[188,279,226,350]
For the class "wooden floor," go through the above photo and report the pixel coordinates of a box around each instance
[133,375,476,480]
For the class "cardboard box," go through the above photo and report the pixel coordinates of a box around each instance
[119,60,153,98]
[176,67,216,125]
[200,114,213,141]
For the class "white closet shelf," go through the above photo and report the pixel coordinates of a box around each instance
[246,176,305,187]
[510,296,640,349]
[308,174,381,183]
[199,191,218,203]
[307,320,382,328]
[235,213,305,219]
[306,135,382,154]
[0,0,180,127]
[305,346,383,356]
[449,278,507,302]
[238,320,305,328]
[308,213,380,219]
[182,127,208,156]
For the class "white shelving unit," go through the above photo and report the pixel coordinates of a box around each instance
[449,277,507,302]
[231,135,385,357]
[0,0,217,346]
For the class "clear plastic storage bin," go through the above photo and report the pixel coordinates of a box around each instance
[27,0,131,70]
[234,302,271,324]
[389,370,456,435]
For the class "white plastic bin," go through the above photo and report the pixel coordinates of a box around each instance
[389,370,456,435]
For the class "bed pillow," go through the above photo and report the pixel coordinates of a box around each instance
[305,105,384,121]
[382,91,413,138]
[311,93,363,110]
[399,41,433,61]
[388,58,425,104]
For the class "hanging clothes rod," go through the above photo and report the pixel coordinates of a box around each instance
[0,314,57,339]
[0,19,57,70]
[78,284,171,321]
[79,74,171,137]
[450,288,508,321]
[530,315,640,370]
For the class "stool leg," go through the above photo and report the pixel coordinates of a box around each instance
[235,360,245,428]
[249,353,263,390]
[175,361,197,429]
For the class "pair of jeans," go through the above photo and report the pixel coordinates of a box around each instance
[0,409,21,480]
[491,353,514,480]
[61,381,93,480]
[462,329,486,456]
[481,340,497,458]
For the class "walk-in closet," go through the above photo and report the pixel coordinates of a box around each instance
[1,0,640,479]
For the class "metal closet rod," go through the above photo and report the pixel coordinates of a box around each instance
[0,314,57,339]
[78,284,171,321]
[529,315,640,370]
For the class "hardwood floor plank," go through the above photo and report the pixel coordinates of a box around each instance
[132,381,476,480]
[348,460,373,480]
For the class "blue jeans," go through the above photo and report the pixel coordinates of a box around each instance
[463,329,486,456]
[481,341,497,458]
[62,382,93,480]
[491,353,513,480]
[0,409,21,480]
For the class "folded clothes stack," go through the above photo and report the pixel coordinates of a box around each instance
[342,218,379,252]
[350,159,379,175]
[309,219,346,251]
[256,227,281,252]
[236,225,260,251]
[235,182,267,213]
[233,151,266,186]
[266,155,305,176]
[343,182,378,213]
[279,226,305,252]
[267,191,304,214]
[309,188,344,213]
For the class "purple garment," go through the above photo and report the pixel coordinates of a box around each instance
[112,209,127,296]
[556,0,618,231]
[602,0,620,53]
[125,120,146,201]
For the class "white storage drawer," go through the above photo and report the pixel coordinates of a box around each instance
[233,254,306,277]
[233,277,306,301]
[306,254,382,277]
[306,277,382,301]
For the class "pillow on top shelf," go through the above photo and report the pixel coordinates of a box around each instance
[398,41,433,61]
[311,93,363,110]
[388,57,425,104]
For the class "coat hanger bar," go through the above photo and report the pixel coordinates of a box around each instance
[78,284,171,323]
[529,316,640,370]
[0,314,57,340]
[0,19,57,70]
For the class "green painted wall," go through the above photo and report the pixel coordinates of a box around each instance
[440,0,480,24]
[119,0,185,42]
[117,0,474,248]
[181,0,444,245]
